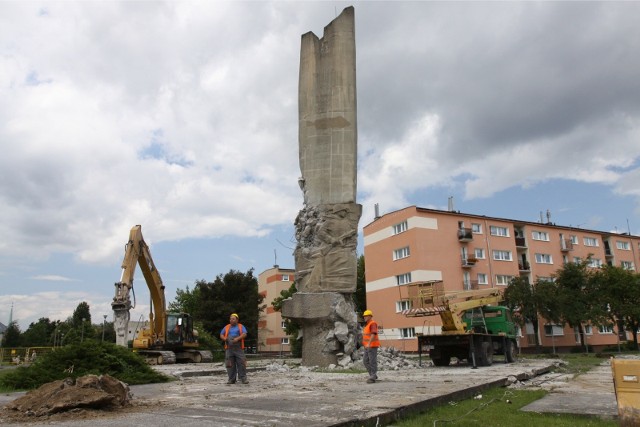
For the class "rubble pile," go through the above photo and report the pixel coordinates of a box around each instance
[3,374,131,418]
[265,347,423,372]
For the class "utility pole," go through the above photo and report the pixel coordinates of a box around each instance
[81,318,86,342]
[102,315,107,342]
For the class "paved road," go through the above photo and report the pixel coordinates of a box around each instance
[0,357,620,426]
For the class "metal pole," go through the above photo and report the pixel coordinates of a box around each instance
[102,315,107,342]
[81,318,86,342]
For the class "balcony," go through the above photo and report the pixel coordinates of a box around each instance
[457,228,473,242]
[560,239,574,251]
[462,280,479,291]
[515,237,527,247]
[461,256,477,268]
[518,261,531,271]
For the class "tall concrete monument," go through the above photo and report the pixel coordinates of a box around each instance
[282,6,362,367]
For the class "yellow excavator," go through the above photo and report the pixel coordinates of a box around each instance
[111,225,212,364]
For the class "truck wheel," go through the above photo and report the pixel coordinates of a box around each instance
[505,339,517,363]
[193,352,203,363]
[432,354,451,367]
[479,341,493,366]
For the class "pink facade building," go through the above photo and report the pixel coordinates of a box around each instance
[363,206,639,352]
[257,266,295,354]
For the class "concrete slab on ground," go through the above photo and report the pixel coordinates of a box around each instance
[520,360,618,419]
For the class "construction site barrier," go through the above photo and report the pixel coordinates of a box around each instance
[0,347,55,365]
[611,358,640,427]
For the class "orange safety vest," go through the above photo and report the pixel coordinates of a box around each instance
[362,320,380,348]
[223,323,245,349]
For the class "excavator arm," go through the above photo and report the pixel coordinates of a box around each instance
[112,225,166,347]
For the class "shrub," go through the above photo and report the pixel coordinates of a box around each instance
[0,341,170,391]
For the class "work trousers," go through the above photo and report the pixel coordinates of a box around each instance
[363,346,378,380]
[225,346,247,382]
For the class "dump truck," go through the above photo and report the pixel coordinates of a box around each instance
[402,281,517,368]
[111,225,212,364]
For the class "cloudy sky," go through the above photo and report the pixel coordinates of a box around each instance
[2,1,639,331]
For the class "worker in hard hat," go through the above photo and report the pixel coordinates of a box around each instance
[362,309,380,383]
[220,313,248,384]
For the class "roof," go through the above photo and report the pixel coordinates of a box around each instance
[364,205,639,239]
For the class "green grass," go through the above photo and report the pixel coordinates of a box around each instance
[394,386,616,427]
[393,354,620,427]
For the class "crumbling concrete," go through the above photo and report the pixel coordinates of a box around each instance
[3,374,131,419]
[282,6,361,368]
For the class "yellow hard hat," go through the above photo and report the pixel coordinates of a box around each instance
[363,310,373,317]
[230,313,239,319]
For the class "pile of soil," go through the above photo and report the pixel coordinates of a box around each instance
[2,374,132,423]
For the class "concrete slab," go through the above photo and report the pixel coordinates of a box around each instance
[520,360,618,419]
[0,358,556,426]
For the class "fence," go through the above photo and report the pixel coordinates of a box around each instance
[0,347,55,365]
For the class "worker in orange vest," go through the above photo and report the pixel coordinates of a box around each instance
[362,309,380,383]
[219,313,248,384]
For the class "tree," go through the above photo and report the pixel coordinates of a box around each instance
[592,265,640,348]
[354,254,367,315]
[503,277,541,349]
[549,259,599,349]
[168,285,201,315]
[272,282,302,357]
[2,321,22,347]
[72,302,92,327]
[22,318,56,347]
[190,269,265,346]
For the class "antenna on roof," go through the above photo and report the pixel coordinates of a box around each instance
[374,203,381,220]
[274,249,278,268]
[546,209,552,224]
[448,196,454,212]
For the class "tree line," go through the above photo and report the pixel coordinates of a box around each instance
[504,260,640,350]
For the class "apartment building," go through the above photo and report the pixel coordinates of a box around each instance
[363,206,640,352]
[257,266,295,354]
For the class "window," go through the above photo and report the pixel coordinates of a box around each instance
[617,241,630,250]
[621,261,635,270]
[393,221,408,235]
[587,258,602,268]
[281,337,290,344]
[477,273,488,285]
[598,325,614,334]
[493,250,513,261]
[281,274,290,282]
[396,273,412,285]
[490,226,509,237]
[583,325,593,335]
[570,235,578,244]
[532,231,550,241]
[534,253,553,264]
[281,321,287,329]
[544,324,564,336]
[471,223,482,234]
[474,248,485,259]
[537,276,554,283]
[399,328,415,339]
[393,246,410,260]
[573,256,582,264]
[583,237,599,247]
[396,300,411,312]
[496,275,515,286]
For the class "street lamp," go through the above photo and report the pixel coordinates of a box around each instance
[81,318,86,342]
[102,315,107,342]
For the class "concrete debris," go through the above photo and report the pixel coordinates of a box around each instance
[265,347,422,374]
[4,374,131,417]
